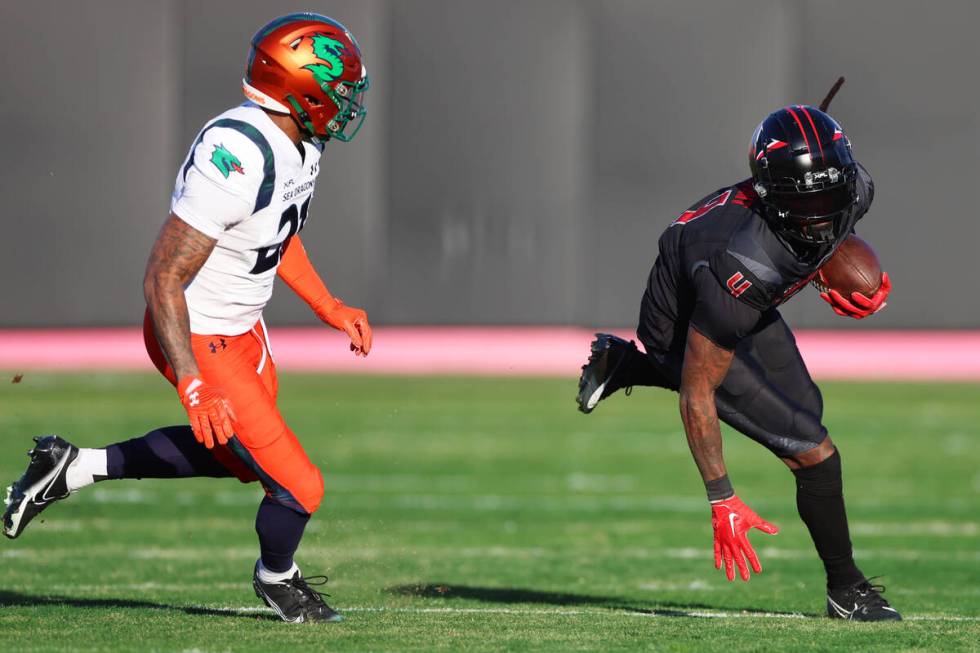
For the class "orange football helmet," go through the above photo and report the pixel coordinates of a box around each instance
[244,13,369,142]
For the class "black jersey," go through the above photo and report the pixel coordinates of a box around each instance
[638,164,874,354]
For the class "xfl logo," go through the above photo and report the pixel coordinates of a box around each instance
[726,272,753,298]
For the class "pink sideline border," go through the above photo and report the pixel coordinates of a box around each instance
[0,327,979,381]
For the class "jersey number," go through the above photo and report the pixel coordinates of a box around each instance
[672,189,732,225]
[726,272,753,298]
[250,197,312,275]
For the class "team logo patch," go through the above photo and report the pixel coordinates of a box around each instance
[210,144,244,178]
[303,33,347,85]
[726,272,753,298]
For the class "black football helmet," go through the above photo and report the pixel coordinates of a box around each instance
[749,105,858,244]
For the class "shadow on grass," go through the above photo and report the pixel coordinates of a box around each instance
[0,590,276,621]
[389,583,818,619]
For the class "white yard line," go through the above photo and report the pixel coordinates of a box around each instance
[206,604,980,622]
[29,514,980,539]
[850,521,979,537]
[72,490,979,529]
[4,545,978,563]
[18,580,976,600]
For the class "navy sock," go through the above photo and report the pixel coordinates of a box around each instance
[255,496,310,573]
[793,450,865,589]
[105,426,232,479]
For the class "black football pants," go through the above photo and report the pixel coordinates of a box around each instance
[630,312,827,459]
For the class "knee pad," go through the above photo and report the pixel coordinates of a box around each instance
[792,408,828,447]
[265,466,322,515]
[305,467,325,514]
[792,449,842,497]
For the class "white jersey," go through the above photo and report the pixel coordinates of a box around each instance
[171,102,322,335]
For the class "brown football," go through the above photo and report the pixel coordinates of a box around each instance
[814,234,882,298]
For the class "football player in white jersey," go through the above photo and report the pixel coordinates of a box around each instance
[3,13,371,623]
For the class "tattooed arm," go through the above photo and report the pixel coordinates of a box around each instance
[679,326,735,484]
[142,213,217,379]
[680,325,779,582]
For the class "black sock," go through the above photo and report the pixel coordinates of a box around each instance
[616,342,673,390]
[105,426,233,479]
[255,496,310,573]
[792,450,864,589]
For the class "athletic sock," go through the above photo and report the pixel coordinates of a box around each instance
[65,448,108,492]
[617,341,669,389]
[256,559,300,584]
[105,426,233,479]
[792,450,865,589]
[255,496,310,573]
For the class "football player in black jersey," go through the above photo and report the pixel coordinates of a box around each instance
[577,106,899,621]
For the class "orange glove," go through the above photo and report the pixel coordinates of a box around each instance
[315,299,373,357]
[710,495,779,581]
[278,236,372,357]
[177,375,235,449]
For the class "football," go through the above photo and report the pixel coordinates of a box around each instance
[814,234,882,298]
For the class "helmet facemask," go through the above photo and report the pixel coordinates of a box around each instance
[285,75,369,143]
[757,165,858,244]
[322,75,369,142]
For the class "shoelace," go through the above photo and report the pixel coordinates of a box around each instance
[289,575,331,605]
[851,577,889,609]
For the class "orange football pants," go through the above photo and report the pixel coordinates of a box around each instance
[143,310,324,514]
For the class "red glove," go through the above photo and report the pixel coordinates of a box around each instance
[711,495,779,581]
[317,299,373,357]
[177,375,235,449]
[820,272,891,319]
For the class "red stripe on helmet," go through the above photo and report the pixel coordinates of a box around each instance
[785,107,812,154]
[799,105,825,159]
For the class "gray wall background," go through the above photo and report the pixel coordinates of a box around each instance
[1,0,976,328]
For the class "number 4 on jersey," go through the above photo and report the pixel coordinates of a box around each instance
[726,272,753,297]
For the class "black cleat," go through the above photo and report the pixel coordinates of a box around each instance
[252,563,343,623]
[3,435,78,539]
[577,333,636,414]
[827,578,902,621]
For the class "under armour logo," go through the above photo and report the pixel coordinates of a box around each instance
[208,339,228,354]
[188,391,201,407]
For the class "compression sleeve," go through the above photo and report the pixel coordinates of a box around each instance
[277,236,339,318]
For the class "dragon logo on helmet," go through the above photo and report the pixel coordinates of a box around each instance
[243,15,368,143]
[303,34,347,86]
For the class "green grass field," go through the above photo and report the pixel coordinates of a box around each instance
[1,373,978,652]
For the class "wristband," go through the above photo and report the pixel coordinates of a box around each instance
[705,474,735,503]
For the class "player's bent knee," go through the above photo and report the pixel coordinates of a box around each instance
[281,465,324,515]
[795,436,836,468]
[269,465,323,515]
[304,466,325,514]
[791,448,843,496]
